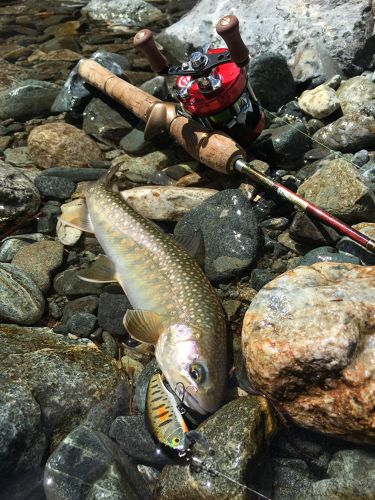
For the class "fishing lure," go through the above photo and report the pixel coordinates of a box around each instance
[146,371,189,452]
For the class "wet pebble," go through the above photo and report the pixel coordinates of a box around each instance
[97,292,132,336]
[34,175,75,201]
[353,149,369,167]
[112,150,170,183]
[296,246,361,267]
[62,295,99,323]
[12,240,63,293]
[4,146,34,168]
[54,267,105,297]
[289,211,341,246]
[37,200,61,234]
[101,331,118,358]
[0,238,30,263]
[39,167,108,182]
[250,268,276,291]
[0,264,44,324]
[336,222,375,265]
[66,312,97,337]
[175,189,260,282]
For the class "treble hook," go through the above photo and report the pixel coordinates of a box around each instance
[174,381,187,414]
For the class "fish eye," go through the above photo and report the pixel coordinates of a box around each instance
[189,363,206,384]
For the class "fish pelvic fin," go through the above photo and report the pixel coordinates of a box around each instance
[78,255,118,283]
[124,309,163,345]
[58,201,94,233]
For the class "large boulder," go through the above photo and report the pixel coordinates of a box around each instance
[242,263,375,444]
[158,0,375,74]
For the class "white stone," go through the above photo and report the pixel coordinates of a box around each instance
[298,84,340,119]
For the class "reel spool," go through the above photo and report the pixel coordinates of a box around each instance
[134,15,265,148]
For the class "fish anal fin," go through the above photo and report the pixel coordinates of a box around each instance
[174,229,205,265]
[59,202,94,233]
[124,309,163,345]
[78,255,118,283]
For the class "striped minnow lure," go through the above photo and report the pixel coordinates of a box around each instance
[59,173,227,414]
[147,372,189,452]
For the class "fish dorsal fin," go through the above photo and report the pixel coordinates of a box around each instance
[124,309,163,345]
[59,202,94,233]
[78,255,118,283]
[174,229,205,264]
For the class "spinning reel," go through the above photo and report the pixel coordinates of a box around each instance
[134,15,265,147]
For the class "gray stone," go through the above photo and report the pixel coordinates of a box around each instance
[66,312,97,337]
[156,397,277,500]
[4,146,34,168]
[54,267,105,297]
[297,246,361,267]
[119,122,155,155]
[353,149,370,167]
[254,122,311,166]
[0,325,122,475]
[175,189,260,281]
[34,175,75,201]
[37,200,61,234]
[260,217,289,230]
[83,0,163,26]
[359,161,375,185]
[83,97,133,144]
[140,76,169,100]
[0,238,30,263]
[157,0,374,74]
[272,458,315,500]
[297,158,375,223]
[250,268,276,291]
[0,161,40,225]
[0,264,44,324]
[292,40,344,87]
[336,222,375,265]
[112,150,170,183]
[12,240,64,293]
[248,53,296,111]
[109,416,170,467]
[44,425,152,500]
[289,212,341,246]
[62,295,99,323]
[336,76,375,114]
[0,80,60,121]
[313,113,375,153]
[101,331,118,358]
[97,292,131,336]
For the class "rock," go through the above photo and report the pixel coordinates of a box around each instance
[254,122,311,166]
[359,161,375,185]
[0,325,122,475]
[250,268,277,291]
[337,222,375,265]
[83,97,133,144]
[242,262,375,444]
[175,189,260,281]
[66,312,97,337]
[289,211,341,246]
[56,219,82,246]
[112,151,170,183]
[298,84,341,119]
[140,76,169,100]
[292,40,344,87]
[158,0,374,74]
[44,425,152,500]
[109,416,170,467]
[121,186,218,221]
[12,240,63,293]
[156,396,277,499]
[101,331,118,358]
[54,267,105,297]
[272,458,315,499]
[0,264,44,324]
[83,0,163,26]
[298,158,375,223]
[0,58,33,93]
[0,238,30,263]
[353,149,370,167]
[0,161,40,225]
[40,167,109,182]
[336,76,375,114]
[313,113,375,153]
[260,217,289,230]
[97,292,131,336]
[296,246,361,266]
[0,80,60,121]
[248,53,296,111]
[52,51,131,113]
[34,175,76,201]
[62,295,99,323]
[28,122,103,169]
[4,146,34,168]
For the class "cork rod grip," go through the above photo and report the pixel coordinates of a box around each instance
[169,115,245,174]
[78,59,160,121]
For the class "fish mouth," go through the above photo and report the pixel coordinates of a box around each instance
[184,390,218,415]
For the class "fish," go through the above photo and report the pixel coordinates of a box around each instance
[147,371,189,452]
[59,173,227,414]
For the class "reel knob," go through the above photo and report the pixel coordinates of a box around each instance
[216,15,249,67]
[133,29,168,73]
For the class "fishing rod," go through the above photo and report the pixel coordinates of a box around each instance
[77,15,375,254]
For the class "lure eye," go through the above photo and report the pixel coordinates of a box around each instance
[189,363,206,384]
[172,437,180,446]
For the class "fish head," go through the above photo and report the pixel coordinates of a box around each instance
[155,323,224,415]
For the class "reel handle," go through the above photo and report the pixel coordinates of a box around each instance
[133,29,168,73]
[216,15,249,67]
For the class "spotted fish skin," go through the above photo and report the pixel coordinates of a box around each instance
[147,372,188,451]
[85,179,227,414]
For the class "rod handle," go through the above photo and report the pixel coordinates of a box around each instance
[133,29,168,73]
[216,15,249,67]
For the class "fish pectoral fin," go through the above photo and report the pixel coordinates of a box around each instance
[78,255,118,283]
[173,229,205,265]
[124,309,163,345]
[58,203,95,233]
